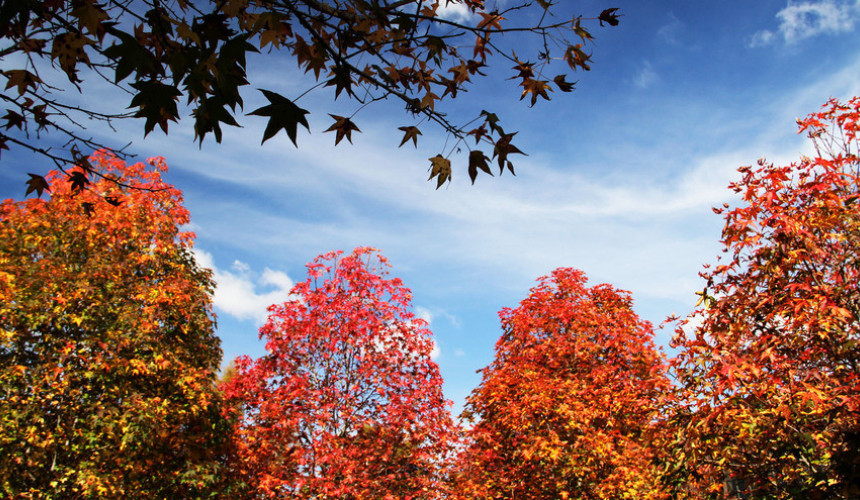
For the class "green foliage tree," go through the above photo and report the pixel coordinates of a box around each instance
[669,97,860,499]
[0,151,230,498]
[456,268,674,500]
[0,0,620,190]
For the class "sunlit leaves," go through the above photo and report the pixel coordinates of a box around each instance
[428,154,452,189]
[670,97,860,498]
[0,151,230,498]
[456,268,674,499]
[248,89,310,146]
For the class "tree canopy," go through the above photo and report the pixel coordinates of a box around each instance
[669,97,860,499]
[221,247,457,498]
[456,268,673,500]
[0,0,620,192]
[0,151,230,498]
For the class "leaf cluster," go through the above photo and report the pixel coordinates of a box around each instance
[0,0,619,189]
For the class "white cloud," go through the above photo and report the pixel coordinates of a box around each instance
[436,2,475,22]
[430,339,441,360]
[633,61,659,89]
[751,0,859,46]
[415,306,433,325]
[748,29,776,47]
[193,249,295,324]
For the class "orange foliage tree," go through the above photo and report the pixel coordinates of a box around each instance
[0,152,230,498]
[222,247,457,498]
[456,268,674,499]
[670,97,860,498]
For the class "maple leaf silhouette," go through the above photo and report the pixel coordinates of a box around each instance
[248,89,310,146]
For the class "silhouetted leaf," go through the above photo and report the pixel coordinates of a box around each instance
[68,171,89,194]
[248,89,310,146]
[324,114,360,145]
[493,132,525,173]
[398,126,421,147]
[129,80,181,135]
[468,150,492,184]
[598,8,621,27]
[553,74,576,92]
[25,173,49,197]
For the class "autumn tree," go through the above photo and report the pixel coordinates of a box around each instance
[456,268,674,500]
[669,97,860,499]
[0,151,231,498]
[1,0,620,190]
[221,247,457,498]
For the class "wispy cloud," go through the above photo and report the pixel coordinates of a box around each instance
[657,13,683,45]
[633,60,659,89]
[193,249,295,324]
[751,0,860,46]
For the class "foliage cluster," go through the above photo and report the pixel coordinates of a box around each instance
[1,0,619,190]
[2,97,860,499]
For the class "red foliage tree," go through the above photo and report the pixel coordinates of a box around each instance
[456,268,674,500]
[222,247,456,498]
[670,97,860,499]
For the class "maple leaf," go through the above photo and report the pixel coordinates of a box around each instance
[512,60,534,81]
[520,79,552,106]
[3,109,25,130]
[129,80,182,136]
[325,64,355,99]
[192,96,240,144]
[428,154,452,189]
[493,132,525,174]
[553,74,576,92]
[420,91,440,111]
[477,12,504,30]
[564,44,592,71]
[248,89,310,146]
[598,8,621,27]
[81,201,95,216]
[324,114,361,145]
[25,173,50,198]
[467,125,488,144]
[3,70,41,96]
[101,31,160,84]
[68,171,89,194]
[50,32,94,82]
[468,150,493,184]
[397,126,421,147]
[480,110,504,136]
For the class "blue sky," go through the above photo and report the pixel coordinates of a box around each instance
[3,0,860,414]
